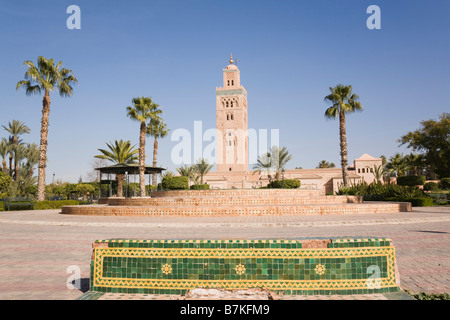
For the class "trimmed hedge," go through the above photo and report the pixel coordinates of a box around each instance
[267,179,301,189]
[439,177,450,190]
[0,200,80,211]
[409,197,434,207]
[34,200,79,210]
[161,176,189,190]
[423,182,439,191]
[190,184,210,190]
[379,197,433,207]
[397,175,426,186]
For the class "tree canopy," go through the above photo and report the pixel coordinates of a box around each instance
[398,113,449,178]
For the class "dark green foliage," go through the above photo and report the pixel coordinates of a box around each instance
[413,292,450,300]
[423,182,439,191]
[267,179,301,189]
[337,181,430,204]
[190,184,210,190]
[409,198,434,207]
[161,176,189,190]
[33,200,79,210]
[397,175,426,186]
[0,199,80,211]
[439,177,450,190]
[398,113,449,178]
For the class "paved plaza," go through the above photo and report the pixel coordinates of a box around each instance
[0,207,449,300]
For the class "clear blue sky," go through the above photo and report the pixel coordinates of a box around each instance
[0,0,449,183]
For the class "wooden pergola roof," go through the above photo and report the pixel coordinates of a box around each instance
[95,163,166,175]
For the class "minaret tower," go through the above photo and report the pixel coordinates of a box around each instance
[216,54,248,172]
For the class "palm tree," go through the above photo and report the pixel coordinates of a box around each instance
[268,146,293,179]
[177,164,197,186]
[194,158,213,184]
[404,153,425,176]
[126,97,162,197]
[147,118,169,186]
[24,143,40,178]
[253,152,274,180]
[324,84,363,187]
[2,120,30,179]
[0,138,10,173]
[95,140,139,197]
[316,160,336,168]
[253,146,293,180]
[385,153,407,177]
[372,164,385,184]
[16,56,77,201]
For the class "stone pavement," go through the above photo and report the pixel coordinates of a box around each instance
[0,206,449,300]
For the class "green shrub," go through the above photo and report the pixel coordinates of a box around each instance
[161,176,189,190]
[397,175,426,186]
[409,198,434,207]
[34,200,79,210]
[439,177,450,190]
[267,179,301,189]
[413,292,450,300]
[423,182,439,191]
[0,172,12,194]
[337,181,428,200]
[190,184,210,190]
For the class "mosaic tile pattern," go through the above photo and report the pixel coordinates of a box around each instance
[89,238,400,295]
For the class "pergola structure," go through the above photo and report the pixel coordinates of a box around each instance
[95,163,166,197]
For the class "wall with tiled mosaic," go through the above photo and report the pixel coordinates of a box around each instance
[89,238,401,295]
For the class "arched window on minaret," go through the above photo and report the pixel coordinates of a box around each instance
[227,80,230,86]
[230,101,233,108]
[226,101,229,108]
[230,113,234,120]
[231,80,234,86]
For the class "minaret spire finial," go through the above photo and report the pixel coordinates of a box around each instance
[229,53,234,64]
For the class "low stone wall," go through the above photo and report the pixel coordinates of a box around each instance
[61,202,411,216]
[89,238,401,295]
[104,195,363,207]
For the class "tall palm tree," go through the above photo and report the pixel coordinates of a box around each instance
[316,160,336,168]
[0,138,10,173]
[95,140,139,197]
[324,84,363,187]
[16,56,77,200]
[147,118,169,186]
[194,158,213,184]
[126,97,162,197]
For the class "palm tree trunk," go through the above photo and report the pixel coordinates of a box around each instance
[116,174,124,197]
[152,138,158,186]
[339,110,349,187]
[139,121,146,197]
[9,154,13,178]
[37,91,50,201]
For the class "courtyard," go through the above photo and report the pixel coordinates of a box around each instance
[0,207,449,300]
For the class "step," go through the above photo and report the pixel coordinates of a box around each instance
[61,202,411,216]
[150,188,322,198]
[105,195,363,207]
